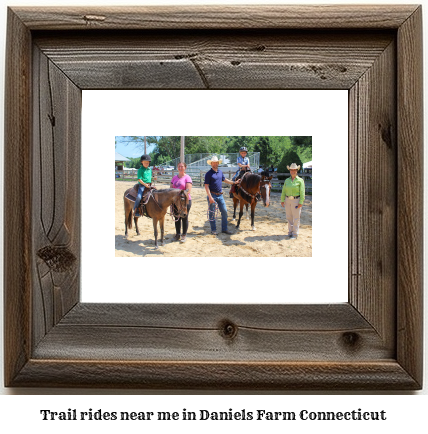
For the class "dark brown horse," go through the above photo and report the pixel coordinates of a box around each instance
[124,187,189,249]
[232,172,272,231]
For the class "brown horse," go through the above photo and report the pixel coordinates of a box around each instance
[232,172,272,231]
[124,187,189,249]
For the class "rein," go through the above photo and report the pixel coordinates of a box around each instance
[142,189,162,210]
[142,189,186,222]
[237,172,260,201]
[170,191,187,222]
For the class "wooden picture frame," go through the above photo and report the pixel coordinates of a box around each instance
[4,5,423,389]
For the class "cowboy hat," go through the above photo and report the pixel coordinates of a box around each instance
[207,156,222,165]
[287,163,300,170]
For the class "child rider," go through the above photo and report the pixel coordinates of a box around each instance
[134,154,152,217]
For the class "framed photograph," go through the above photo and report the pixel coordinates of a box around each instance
[4,5,423,389]
[84,91,348,305]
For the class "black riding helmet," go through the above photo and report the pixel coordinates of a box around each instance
[140,154,152,162]
[239,147,248,153]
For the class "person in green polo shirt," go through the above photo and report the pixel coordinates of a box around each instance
[134,154,152,218]
[280,163,305,240]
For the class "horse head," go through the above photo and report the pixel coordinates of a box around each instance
[260,175,273,207]
[175,189,189,217]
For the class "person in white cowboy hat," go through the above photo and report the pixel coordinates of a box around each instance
[280,163,305,239]
[204,155,240,235]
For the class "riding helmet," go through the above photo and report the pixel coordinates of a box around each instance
[140,154,152,161]
[239,147,248,152]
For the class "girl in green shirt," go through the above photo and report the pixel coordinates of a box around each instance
[134,154,152,217]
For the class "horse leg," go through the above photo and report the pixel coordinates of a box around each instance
[159,216,165,247]
[246,203,249,219]
[251,201,256,231]
[236,200,244,230]
[153,218,159,249]
[134,216,140,236]
[232,198,238,221]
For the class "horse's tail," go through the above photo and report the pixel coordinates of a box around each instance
[124,191,133,230]
[126,207,133,229]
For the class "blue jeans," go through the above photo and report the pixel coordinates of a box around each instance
[207,194,228,232]
[134,185,145,211]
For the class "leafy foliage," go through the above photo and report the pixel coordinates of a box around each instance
[290,136,312,163]
[277,149,304,174]
[124,157,142,169]
[117,135,312,169]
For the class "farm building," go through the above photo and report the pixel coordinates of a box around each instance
[303,161,312,174]
[115,152,130,172]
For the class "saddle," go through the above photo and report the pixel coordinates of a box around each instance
[234,172,261,202]
[126,183,156,218]
[237,168,252,179]
[230,169,252,197]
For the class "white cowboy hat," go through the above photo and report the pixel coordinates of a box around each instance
[287,163,301,170]
[207,156,222,165]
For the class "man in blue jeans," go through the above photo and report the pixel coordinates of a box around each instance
[204,156,240,235]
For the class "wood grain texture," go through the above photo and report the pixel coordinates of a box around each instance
[32,46,81,348]
[3,5,423,390]
[349,40,397,351]
[32,304,391,362]
[12,361,419,390]
[396,6,423,387]
[34,31,393,90]
[3,8,32,388]
[12,5,419,30]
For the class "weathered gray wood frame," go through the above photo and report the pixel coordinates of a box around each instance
[4,5,423,389]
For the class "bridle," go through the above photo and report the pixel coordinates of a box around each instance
[170,190,188,221]
[260,179,271,205]
[141,188,187,222]
[237,172,271,204]
[237,172,259,201]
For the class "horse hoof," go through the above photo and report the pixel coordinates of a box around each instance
[252,226,256,231]
[232,218,236,222]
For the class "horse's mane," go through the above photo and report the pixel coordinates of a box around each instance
[154,188,183,194]
[236,173,261,203]
[241,173,261,190]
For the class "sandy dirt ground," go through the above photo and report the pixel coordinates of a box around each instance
[115,181,312,257]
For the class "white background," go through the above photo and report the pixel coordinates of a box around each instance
[82,89,348,304]
[0,0,427,430]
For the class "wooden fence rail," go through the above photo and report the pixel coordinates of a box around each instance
[115,170,312,193]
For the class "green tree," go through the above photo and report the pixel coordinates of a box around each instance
[290,136,312,163]
[224,136,258,153]
[146,136,180,162]
[125,157,141,169]
[253,136,288,168]
[277,149,303,174]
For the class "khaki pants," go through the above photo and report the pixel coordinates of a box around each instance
[285,197,302,237]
